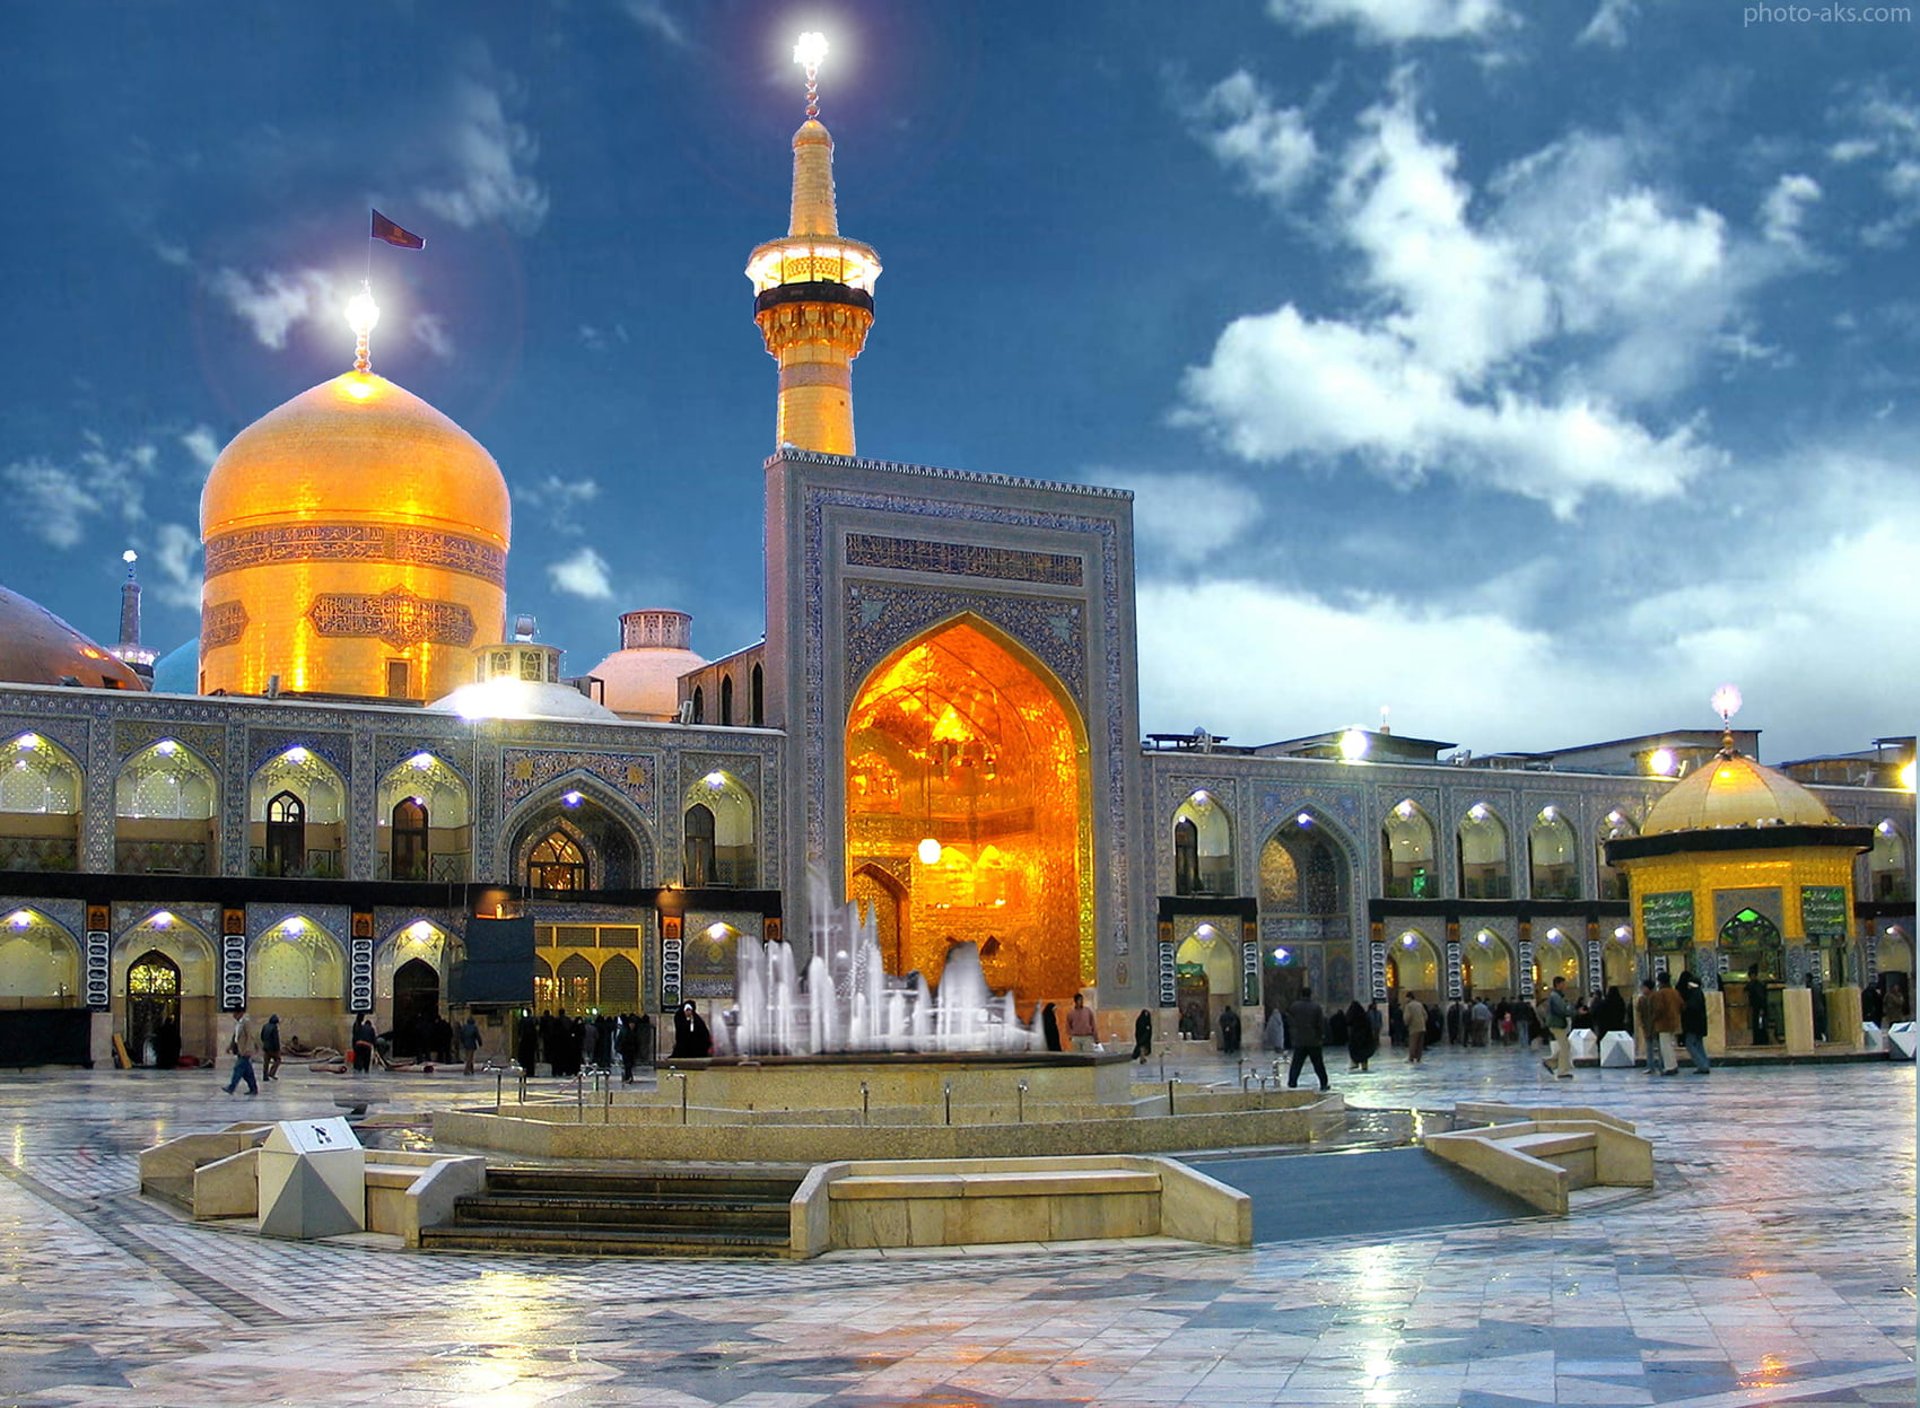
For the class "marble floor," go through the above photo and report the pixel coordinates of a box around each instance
[0,1040,1910,1407]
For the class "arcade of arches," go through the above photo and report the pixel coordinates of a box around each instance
[845,620,1090,1000]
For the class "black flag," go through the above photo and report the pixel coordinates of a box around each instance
[370,209,425,250]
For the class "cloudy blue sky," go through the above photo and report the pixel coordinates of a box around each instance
[3,0,1915,762]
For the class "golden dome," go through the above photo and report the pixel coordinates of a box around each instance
[198,371,511,703]
[1643,750,1839,835]
[201,372,509,544]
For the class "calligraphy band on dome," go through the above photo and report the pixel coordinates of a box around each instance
[203,523,508,588]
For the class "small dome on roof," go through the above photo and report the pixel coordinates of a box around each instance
[589,609,706,720]
[1643,749,1839,835]
[0,584,147,690]
[426,677,618,724]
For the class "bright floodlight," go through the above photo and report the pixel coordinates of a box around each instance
[794,31,828,70]
[1649,748,1676,776]
[122,549,138,565]
[917,836,942,865]
[1901,759,1916,792]
[1711,682,1742,723]
[345,288,381,337]
[1339,727,1369,761]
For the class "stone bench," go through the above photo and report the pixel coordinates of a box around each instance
[1424,1118,1652,1217]
[792,1155,1248,1257]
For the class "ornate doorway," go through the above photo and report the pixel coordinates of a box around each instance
[392,957,440,1056]
[126,950,180,1065]
[845,619,1091,999]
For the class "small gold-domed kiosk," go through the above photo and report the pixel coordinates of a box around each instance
[1608,703,1873,1055]
[198,293,510,703]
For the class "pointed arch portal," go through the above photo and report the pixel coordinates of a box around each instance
[845,618,1091,999]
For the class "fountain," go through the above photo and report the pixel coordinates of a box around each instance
[719,867,1038,1056]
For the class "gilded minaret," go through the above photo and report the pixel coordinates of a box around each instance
[746,33,881,456]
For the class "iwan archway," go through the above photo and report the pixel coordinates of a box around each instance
[845,617,1091,1003]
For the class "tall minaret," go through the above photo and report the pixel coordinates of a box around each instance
[746,33,882,456]
[110,549,156,681]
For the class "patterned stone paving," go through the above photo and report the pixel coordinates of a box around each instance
[0,1044,1910,1406]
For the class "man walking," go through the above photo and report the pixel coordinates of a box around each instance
[1635,979,1659,1074]
[1065,992,1098,1053]
[1543,976,1574,1078]
[223,1005,259,1096]
[1651,971,1684,1075]
[1679,971,1713,1074]
[459,1014,482,1075]
[1285,986,1329,1091]
[1402,990,1428,1064]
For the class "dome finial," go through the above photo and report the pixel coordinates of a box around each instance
[794,32,827,120]
[1711,682,1742,756]
[345,283,381,374]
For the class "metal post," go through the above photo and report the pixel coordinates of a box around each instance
[943,1080,952,1127]
[495,1068,504,1115]
[675,1071,688,1125]
[1017,1079,1027,1123]
[1167,1077,1177,1115]
[860,1081,869,1127]
[518,1065,527,1105]
[575,1070,584,1122]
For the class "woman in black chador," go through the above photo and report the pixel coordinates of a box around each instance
[1041,1003,1062,1052]
[1345,1000,1376,1072]
[670,1001,712,1058]
[1132,1009,1153,1062]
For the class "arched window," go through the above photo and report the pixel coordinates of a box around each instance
[692,685,705,724]
[391,798,429,882]
[720,675,734,726]
[529,831,586,891]
[1381,800,1435,899]
[1870,822,1912,902]
[1457,803,1510,899]
[0,733,83,873]
[750,663,764,726]
[599,954,640,1011]
[114,741,216,876]
[1596,810,1637,901]
[1528,807,1578,899]
[684,803,715,887]
[264,791,305,876]
[556,953,596,1013]
[1172,791,1233,896]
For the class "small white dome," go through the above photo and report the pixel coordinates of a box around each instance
[427,677,619,723]
[589,608,706,720]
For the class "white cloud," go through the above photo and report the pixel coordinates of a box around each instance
[519,475,601,535]
[146,523,203,610]
[623,0,689,47]
[1577,0,1636,47]
[180,425,220,469]
[1828,89,1920,246]
[417,56,549,235]
[1110,471,1265,567]
[1192,72,1319,202]
[548,545,614,599]
[1759,173,1821,249]
[208,266,336,350]
[1267,0,1511,44]
[1176,85,1808,514]
[411,312,454,360]
[152,240,190,267]
[1,437,156,549]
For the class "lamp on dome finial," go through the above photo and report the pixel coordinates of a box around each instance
[795,31,827,119]
[345,283,381,374]
[1711,683,1742,756]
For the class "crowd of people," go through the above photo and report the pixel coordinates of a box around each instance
[514,1010,657,1082]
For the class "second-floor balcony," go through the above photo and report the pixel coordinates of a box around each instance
[114,839,212,876]
[0,836,78,872]
[248,846,343,880]
[377,852,472,883]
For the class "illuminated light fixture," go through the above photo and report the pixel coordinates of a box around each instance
[282,918,306,935]
[1649,748,1676,776]
[409,752,434,770]
[793,29,828,71]
[1468,803,1489,823]
[409,795,425,807]
[703,771,726,788]
[1339,728,1369,762]
[1711,682,1742,724]
[1880,820,1897,835]
[346,288,381,337]
[151,911,173,929]
[6,911,30,930]
[1606,810,1626,827]
[1614,926,1632,943]
[1272,946,1291,963]
[1394,800,1415,821]
[16,734,38,750]
[409,920,434,941]
[1540,805,1558,821]
[1194,924,1218,941]
[561,790,583,807]
[285,746,310,764]
[917,836,942,865]
[1296,812,1313,827]
[1192,789,1211,805]
[1545,928,1564,945]
[1400,933,1417,948]
[705,923,730,941]
[1900,759,1916,792]
[155,740,177,757]
[1475,932,1491,946]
